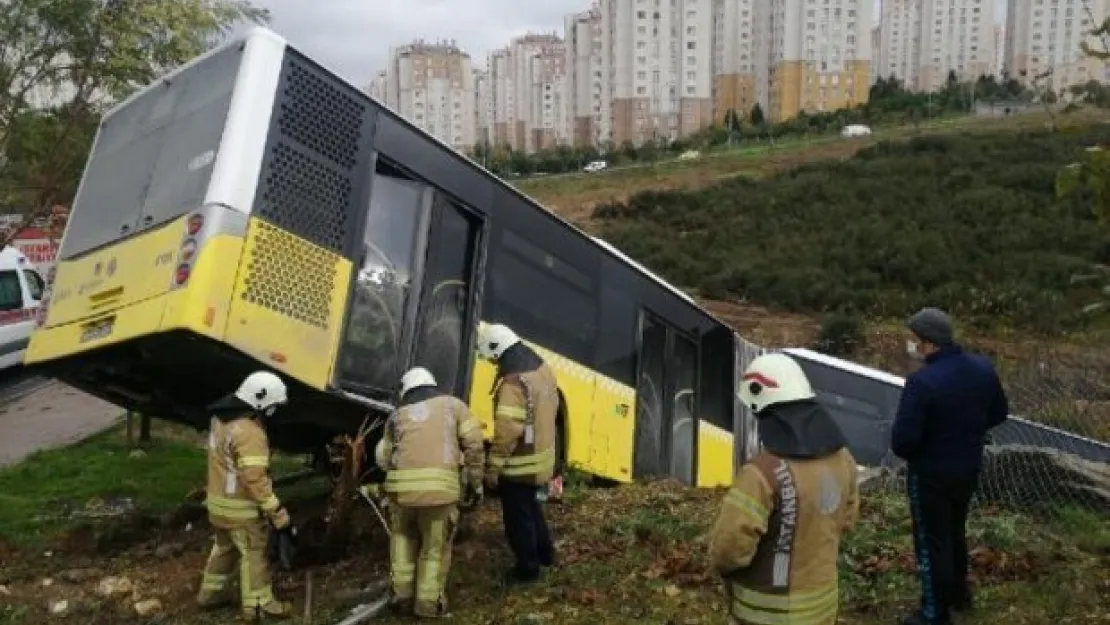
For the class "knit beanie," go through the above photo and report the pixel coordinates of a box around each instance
[908,307,954,346]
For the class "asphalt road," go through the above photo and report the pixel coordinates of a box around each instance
[0,366,122,468]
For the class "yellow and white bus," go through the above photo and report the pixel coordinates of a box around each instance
[26,28,742,488]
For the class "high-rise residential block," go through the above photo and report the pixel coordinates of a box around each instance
[598,0,716,146]
[565,6,605,146]
[1005,0,1110,91]
[382,40,477,152]
[766,0,873,121]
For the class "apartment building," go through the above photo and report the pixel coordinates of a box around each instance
[917,0,994,91]
[875,0,993,92]
[1005,0,1110,91]
[565,7,605,147]
[598,0,716,146]
[871,26,882,84]
[505,33,564,152]
[877,0,921,86]
[382,40,477,152]
[994,24,1006,77]
[766,0,873,121]
[488,48,514,148]
[367,70,386,101]
[712,0,761,123]
[474,68,493,149]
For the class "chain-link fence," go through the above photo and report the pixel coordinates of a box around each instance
[732,325,1110,517]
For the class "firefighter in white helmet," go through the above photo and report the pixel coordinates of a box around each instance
[197,370,294,621]
[476,322,559,585]
[377,366,485,618]
[709,353,860,625]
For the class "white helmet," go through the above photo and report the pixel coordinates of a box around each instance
[400,366,437,397]
[738,353,815,415]
[475,322,521,361]
[374,438,388,469]
[234,370,288,414]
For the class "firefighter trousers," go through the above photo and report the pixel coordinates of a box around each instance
[499,480,555,577]
[197,519,277,615]
[389,503,459,618]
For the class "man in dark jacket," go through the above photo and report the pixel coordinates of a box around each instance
[892,307,1009,625]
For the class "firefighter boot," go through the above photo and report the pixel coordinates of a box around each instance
[197,590,236,611]
[243,600,294,622]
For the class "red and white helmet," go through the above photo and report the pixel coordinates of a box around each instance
[738,353,815,414]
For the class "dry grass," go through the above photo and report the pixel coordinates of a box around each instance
[1,474,1106,624]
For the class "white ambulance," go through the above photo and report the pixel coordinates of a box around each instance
[0,246,47,371]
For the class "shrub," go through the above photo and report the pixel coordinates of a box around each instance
[594,125,1110,333]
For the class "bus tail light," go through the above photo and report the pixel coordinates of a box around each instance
[172,212,205,289]
[187,213,204,235]
[179,239,198,262]
[174,264,191,286]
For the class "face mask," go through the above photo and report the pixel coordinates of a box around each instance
[906,340,925,361]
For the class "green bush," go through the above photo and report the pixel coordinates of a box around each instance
[816,313,865,356]
[594,126,1110,333]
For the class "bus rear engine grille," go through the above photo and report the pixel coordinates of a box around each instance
[242,221,338,329]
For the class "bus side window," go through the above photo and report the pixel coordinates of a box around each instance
[0,270,24,312]
[22,270,44,301]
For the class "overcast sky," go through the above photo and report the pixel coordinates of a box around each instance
[249,0,1008,87]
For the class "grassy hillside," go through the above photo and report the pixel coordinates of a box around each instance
[514,111,1098,227]
[589,122,1110,335]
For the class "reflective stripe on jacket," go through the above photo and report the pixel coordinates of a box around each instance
[205,415,281,528]
[487,362,558,486]
[381,395,485,508]
[708,448,859,625]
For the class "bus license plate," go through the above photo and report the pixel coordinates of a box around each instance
[80,318,114,343]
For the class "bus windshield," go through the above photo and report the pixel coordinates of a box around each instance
[58,45,242,260]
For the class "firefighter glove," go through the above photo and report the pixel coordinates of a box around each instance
[266,524,298,571]
[483,472,498,492]
[462,483,483,509]
[268,505,291,530]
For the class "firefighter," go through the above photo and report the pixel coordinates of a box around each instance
[196,370,295,621]
[709,353,860,625]
[377,366,485,618]
[476,323,559,585]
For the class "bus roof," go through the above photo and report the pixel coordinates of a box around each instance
[591,236,696,305]
[104,27,286,119]
[782,347,907,387]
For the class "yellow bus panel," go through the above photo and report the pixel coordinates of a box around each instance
[223,219,351,391]
[38,217,185,329]
[697,421,735,487]
[25,294,169,363]
[158,235,243,340]
[465,337,638,484]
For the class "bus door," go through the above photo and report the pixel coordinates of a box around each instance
[409,194,485,399]
[333,160,484,404]
[633,311,700,485]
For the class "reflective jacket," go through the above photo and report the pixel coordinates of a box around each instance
[205,415,282,528]
[487,363,558,487]
[381,394,485,508]
[708,448,859,625]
